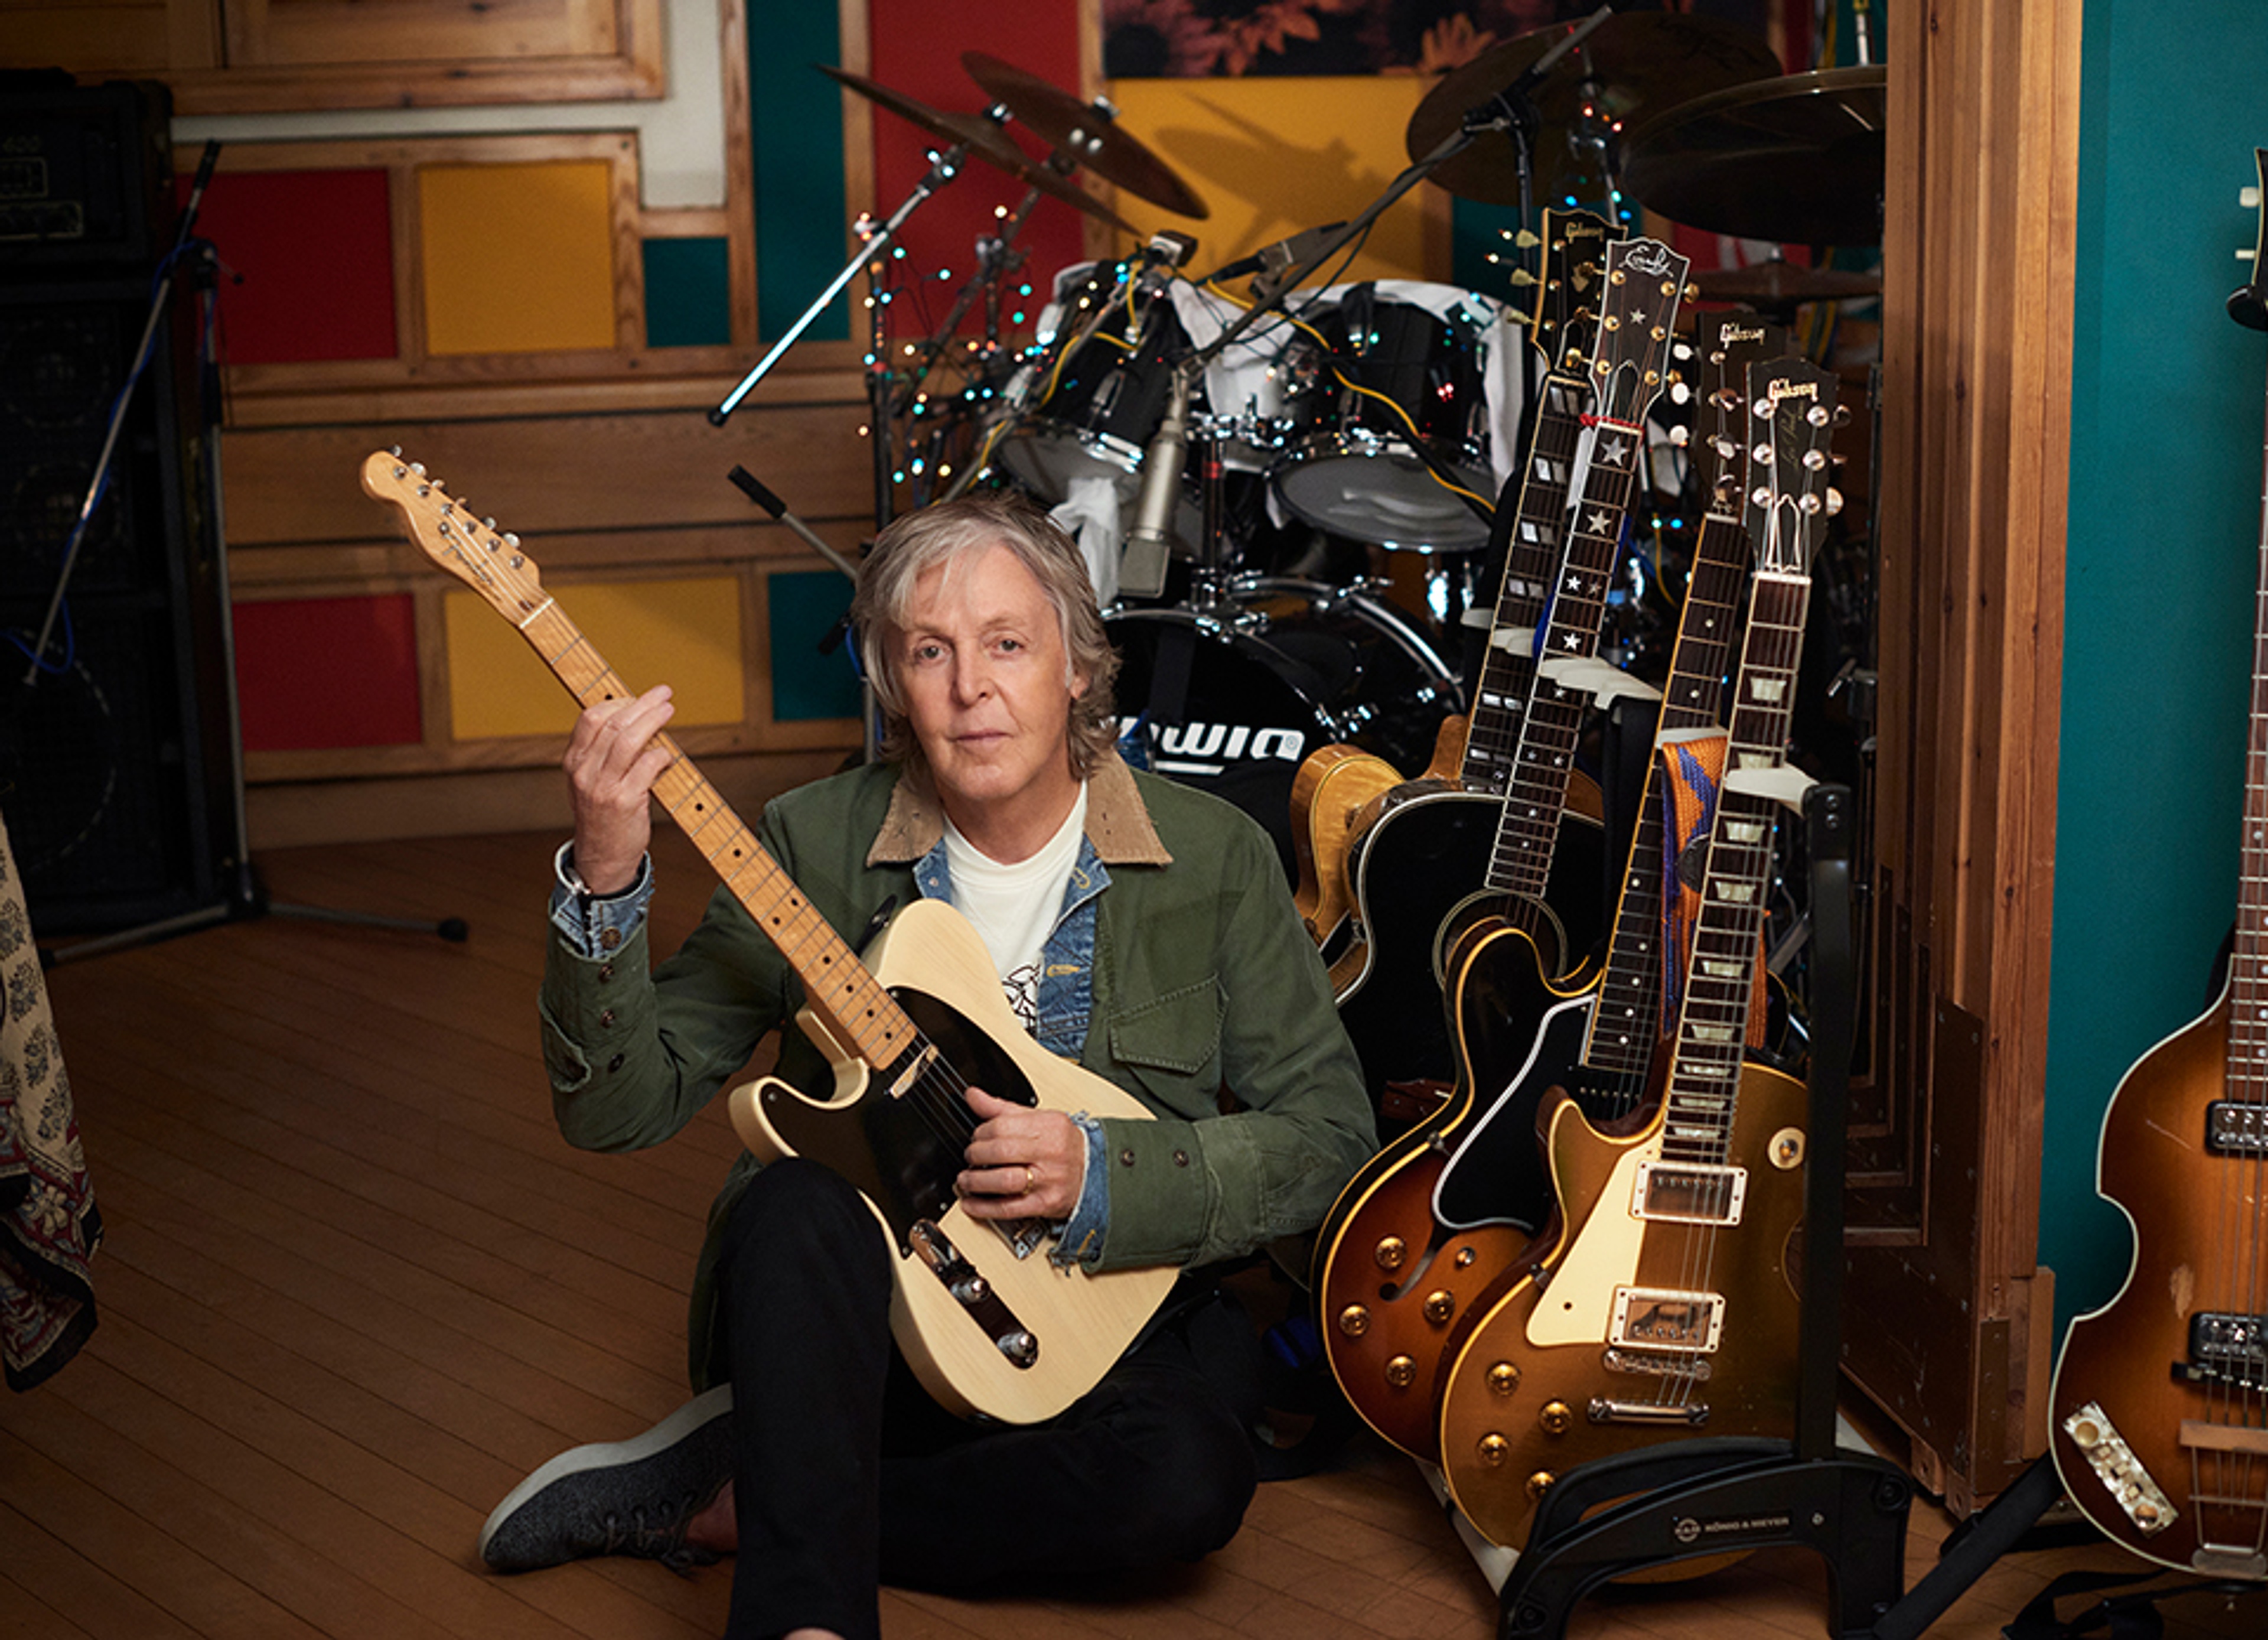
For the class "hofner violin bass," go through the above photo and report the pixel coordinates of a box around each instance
[362,451,1175,1426]
[2045,154,2268,1582]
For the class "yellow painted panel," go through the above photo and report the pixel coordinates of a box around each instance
[445,577,744,740]
[1105,76,1437,284]
[420,161,617,354]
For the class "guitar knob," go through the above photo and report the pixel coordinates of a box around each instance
[1423,1290,1456,1326]
[1539,1400,1574,1436]
[1476,1433,1510,1467]
[1337,1304,1371,1338]
[1526,1471,1556,1502]
[1487,1361,1521,1397]
[1384,1355,1418,1390]
[1373,1236,1407,1273]
[995,1329,1038,1368]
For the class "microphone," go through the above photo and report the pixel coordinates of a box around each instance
[1118,365,1192,599]
[1201,222,1348,287]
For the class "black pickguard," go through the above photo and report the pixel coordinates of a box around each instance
[755,988,1037,1254]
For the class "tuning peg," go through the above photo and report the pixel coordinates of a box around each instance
[1825,489,1845,516]
[2246,186,2262,209]
[1667,425,1691,447]
[1668,380,1692,405]
[1802,448,1829,471]
[1509,268,1539,288]
[1515,229,1542,249]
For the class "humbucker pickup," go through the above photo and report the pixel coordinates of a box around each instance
[1632,1160,1748,1225]
[2207,1099,2268,1154]
[1609,1287,1723,1353]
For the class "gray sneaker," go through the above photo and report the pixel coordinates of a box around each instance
[480,1382,735,1572]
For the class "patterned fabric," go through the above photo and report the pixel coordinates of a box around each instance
[1658,736,1770,1047]
[0,811,100,1390]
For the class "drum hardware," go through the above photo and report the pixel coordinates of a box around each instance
[1619,67,1889,248]
[1405,9,1780,220]
[962,51,1210,220]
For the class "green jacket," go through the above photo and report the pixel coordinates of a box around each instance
[537,753,1375,1387]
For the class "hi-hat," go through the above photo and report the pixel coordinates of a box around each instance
[819,64,1135,231]
[1622,66,1888,246]
[963,51,1209,219]
[1409,12,1781,207]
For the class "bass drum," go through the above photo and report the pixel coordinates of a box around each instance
[1267,284,1499,553]
[1106,578,1462,874]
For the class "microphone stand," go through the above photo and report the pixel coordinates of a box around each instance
[709,140,973,432]
[1116,3,1613,600]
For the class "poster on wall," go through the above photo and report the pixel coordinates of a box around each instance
[1102,1,1779,80]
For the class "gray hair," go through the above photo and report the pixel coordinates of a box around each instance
[850,493,1120,779]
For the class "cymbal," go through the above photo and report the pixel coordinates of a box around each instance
[1622,67,1888,246]
[1408,12,1781,207]
[819,64,1134,231]
[962,51,1209,220]
[1693,259,1880,307]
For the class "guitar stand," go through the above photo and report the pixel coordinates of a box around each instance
[1490,783,1917,1640]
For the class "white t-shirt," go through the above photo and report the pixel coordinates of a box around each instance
[942,784,1087,1032]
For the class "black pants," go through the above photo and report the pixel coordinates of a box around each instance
[713,1158,1261,1640]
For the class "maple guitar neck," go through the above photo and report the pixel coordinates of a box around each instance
[361,453,905,1068]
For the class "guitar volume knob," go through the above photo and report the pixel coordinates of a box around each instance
[1373,1236,1407,1272]
[1487,1361,1521,1397]
[1423,1290,1456,1326]
[1476,1433,1510,1467]
[1337,1304,1371,1338]
[1384,1355,1417,1390]
[1539,1400,1574,1436]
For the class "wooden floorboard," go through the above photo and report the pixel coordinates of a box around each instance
[3,828,2262,1639]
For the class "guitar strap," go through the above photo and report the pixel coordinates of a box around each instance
[1659,733,1770,1046]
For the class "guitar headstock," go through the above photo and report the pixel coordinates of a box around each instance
[1693,313,1790,507]
[1590,236,1692,425]
[2230,147,2268,331]
[1526,209,1618,375]
[361,450,551,624]
[1741,357,1841,576]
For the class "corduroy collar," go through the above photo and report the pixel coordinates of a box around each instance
[865,751,1171,868]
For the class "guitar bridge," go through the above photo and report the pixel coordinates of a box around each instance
[1602,1347,1714,1382]
[1587,1397,1710,1427]
[908,1220,1038,1371]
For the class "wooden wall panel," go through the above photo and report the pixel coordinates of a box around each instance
[1843,0,2080,1514]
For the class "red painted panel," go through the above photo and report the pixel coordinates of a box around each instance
[235,595,422,752]
[867,1,1091,334]
[178,170,397,365]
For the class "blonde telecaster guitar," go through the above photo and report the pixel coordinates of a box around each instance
[362,450,1175,1426]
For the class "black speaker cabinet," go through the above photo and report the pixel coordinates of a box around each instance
[0,80,234,938]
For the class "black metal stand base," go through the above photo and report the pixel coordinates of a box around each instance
[42,861,467,967]
[1496,1437,1912,1640]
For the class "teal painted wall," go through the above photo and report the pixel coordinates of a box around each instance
[2045,0,2268,1332]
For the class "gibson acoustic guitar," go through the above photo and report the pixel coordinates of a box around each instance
[362,451,1175,1426]
[2046,152,2268,1580]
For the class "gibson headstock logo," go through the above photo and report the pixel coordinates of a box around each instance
[1619,239,1680,279]
[1718,322,1768,346]
[1765,376,1821,406]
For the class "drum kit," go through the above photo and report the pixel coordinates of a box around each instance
[724,8,1888,835]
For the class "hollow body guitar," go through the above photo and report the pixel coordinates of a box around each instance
[1435,355,1839,1548]
[1314,213,1620,1118]
[2048,163,2268,1581]
[360,451,1175,1426]
[1314,315,1789,1460]
[1312,237,1689,1460]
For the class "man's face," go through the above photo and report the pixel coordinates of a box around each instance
[894,540,1084,846]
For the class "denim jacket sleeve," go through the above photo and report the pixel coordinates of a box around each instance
[1071,774,1375,1272]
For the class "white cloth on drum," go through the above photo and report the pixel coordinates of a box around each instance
[1048,478,1123,609]
[1169,278,1529,501]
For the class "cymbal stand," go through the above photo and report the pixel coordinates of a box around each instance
[709,138,973,456]
[888,182,1040,424]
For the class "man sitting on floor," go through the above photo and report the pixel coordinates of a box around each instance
[477,493,1375,1640]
